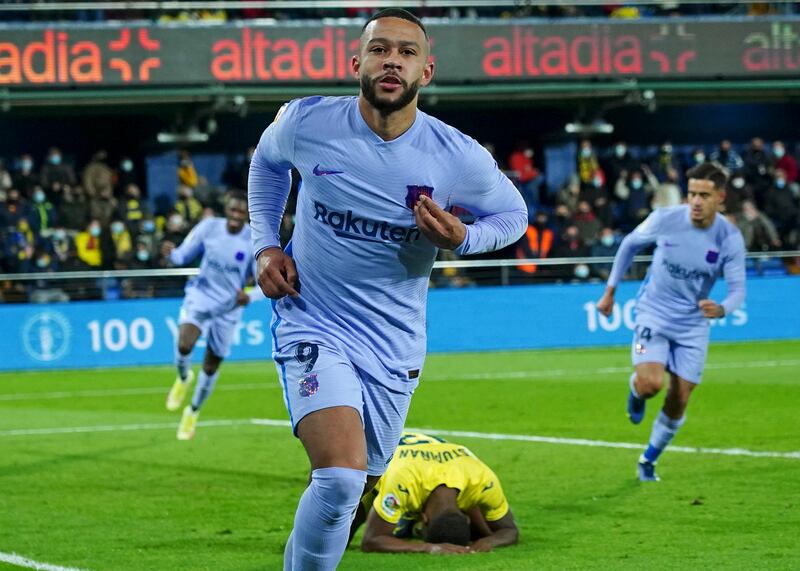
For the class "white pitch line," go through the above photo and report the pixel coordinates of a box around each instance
[406,427,800,460]
[0,419,253,437]
[2,358,798,403]
[0,383,277,402]
[0,551,91,571]
[2,417,798,460]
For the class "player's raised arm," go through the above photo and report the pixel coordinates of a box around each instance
[166,217,211,266]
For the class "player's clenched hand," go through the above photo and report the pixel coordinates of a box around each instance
[235,289,250,307]
[160,240,176,258]
[426,543,472,555]
[698,299,724,318]
[596,287,616,317]
[414,195,467,250]
[256,247,299,299]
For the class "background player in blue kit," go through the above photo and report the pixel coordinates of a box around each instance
[164,191,261,440]
[596,162,746,482]
[248,8,527,570]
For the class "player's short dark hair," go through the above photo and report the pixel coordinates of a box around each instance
[423,510,470,546]
[361,8,428,40]
[225,189,248,205]
[686,161,729,191]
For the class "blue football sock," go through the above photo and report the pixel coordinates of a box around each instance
[642,410,686,463]
[287,466,366,571]
[190,370,219,411]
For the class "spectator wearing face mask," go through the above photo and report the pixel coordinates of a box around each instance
[579,169,613,227]
[508,141,543,220]
[772,140,797,184]
[551,224,590,281]
[604,141,641,190]
[49,226,73,267]
[724,174,753,215]
[29,186,56,238]
[136,216,160,259]
[122,240,157,299]
[710,139,745,173]
[743,137,772,195]
[58,185,89,231]
[615,170,653,229]
[577,139,600,185]
[75,219,103,268]
[685,147,707,174]
[764,169,799,244]
[736,200,781,251]
[116,156,139,197]
[0,188,31,230]
[162,212,188,250]
[174,185,203,227]
[40,147,77,201]
[82,150,114,199]
[590,227,620,280]
[110,219,134,269]
[12,154,40,199]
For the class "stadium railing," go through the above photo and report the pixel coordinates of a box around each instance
[0,251,797,303]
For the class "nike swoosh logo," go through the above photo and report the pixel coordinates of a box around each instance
[313,164,344,176]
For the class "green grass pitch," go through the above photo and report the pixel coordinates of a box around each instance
[1,340,798,570]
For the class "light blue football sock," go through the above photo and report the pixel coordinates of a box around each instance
[287,466,366,571]
[642,410,686,463]
[283,530,294,571]
[629,372,642,400]
[190,370,219,411]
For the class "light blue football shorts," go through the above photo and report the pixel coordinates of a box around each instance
[178,290,240,359]
[274,340,413,476]
[631,313,710,384]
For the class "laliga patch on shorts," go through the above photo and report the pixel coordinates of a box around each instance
[635,342,647,355]
[706,250,719,263]
[298,373,319,397]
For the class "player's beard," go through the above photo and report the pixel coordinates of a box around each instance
[360,73,421,116]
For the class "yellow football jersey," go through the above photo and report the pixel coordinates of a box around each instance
[373,432,509,525]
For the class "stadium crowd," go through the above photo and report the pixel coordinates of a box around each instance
[0,137,797,301]
[1,2,799,22]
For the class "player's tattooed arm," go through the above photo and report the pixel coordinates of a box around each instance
[414,195,467,250]
[256,247,299,299]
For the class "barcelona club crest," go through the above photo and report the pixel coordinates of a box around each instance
[706,250,719,263]
[405,185,434,209]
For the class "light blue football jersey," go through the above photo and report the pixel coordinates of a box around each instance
[608,205,746,328]
[169,217,255,313]
[248,96,527,389]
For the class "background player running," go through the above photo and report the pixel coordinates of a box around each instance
[596,162,746,481]
[164,191,262,440]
